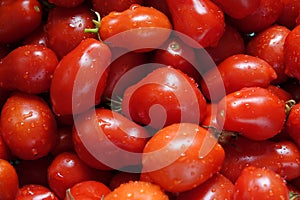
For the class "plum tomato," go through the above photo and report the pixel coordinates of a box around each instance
[166,0,225,48]
[233,166,289,200]
[121,66,207,129]
[15,184,59,200]
[142,123,225,192]
[286,102,300,147]
[0,158,19,200]
[99,4,172,52]
[0,44,59,94]
[217,87,286,141]
[0,92,57,160]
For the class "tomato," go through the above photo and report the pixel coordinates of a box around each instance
[65,180,111,200]
[0,92,57,160]
[233,166,289,200]
[284,25,300,81]
[142,123,225,192]
[220,136,300,182]
[0,0,42,44]
[99,4,172,52]
[266,85,293,103]
[109,172,140,190]
[166,0,225,48]
[104,181,169,200]
[0,158,19,200]
[286,102,300,147]
[246,25,290,84]
[15,184,59,200]
[200,54,277,101]
[50,38,111,116]
[73,108,150,170]
[217,87,286,141]
[228,0,283,33]
[0,44,59,94]
[176,173,234,200]
[47,152,98,199]
[46,4,98,58]
[122,67,207,129]
[211,0,261,19]
[277,0,300,29]
[48,0,85,8]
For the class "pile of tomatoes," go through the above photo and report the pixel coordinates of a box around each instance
[1,0,300,199]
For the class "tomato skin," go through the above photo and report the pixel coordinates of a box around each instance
[15,184,59,200]
[121,67,207,129]
[266,85,293,103]
[50,126,74,156]
[286,102,300,147]
[176,173,234,200]
[142,123,225,193]
[201,54,277,101]
[220,136,300,182]
[100,4,172,52]
[0,0,42,44]
[50,38,111,116]
[246,25,290,84]
[46,5,98,58]
[166,0,225,48]
[48,0,85,8]
[0,92,57,160]
[217,87,286,141]
[0,44,59,94]
[277,0,300,29]
[233,166,289,200]
[0,159,19,200]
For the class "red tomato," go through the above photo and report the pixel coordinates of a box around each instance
[246,25,290,84]
[277,0,300,29]
[47,152,98,199]
[99,4,172,52]
[121,66,207,129]
[286,102,300,147]
[200,54,277,101]
[233,166,289,200]
[104,181,169,200]
[73,108,149,170]
[0,159,19,200]
[176,173,234,200]
[0,0,42,44]
[266,85,293,103]
[50,38,111,116]
[15,184,59,200]
[0,44,59,94]
[0,92,57,160]
[48,0,85,8]
[46,5,98,58]
[220,136,300,182]
[142,123,225,192]
[166,0,225,48]
[65,180,111,200]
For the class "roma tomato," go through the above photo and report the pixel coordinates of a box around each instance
[142,123,225,192]
[233,166,289,200]
[121,66,207,129]
[0,0,42,44]
[0,92,57,160]
[50,38,111,116]
[99,4,172,52]
[217,87,286,141]
[166,0,225,48]
[15,184,59,200]
[0,159,19,200]
[0,44,59,94]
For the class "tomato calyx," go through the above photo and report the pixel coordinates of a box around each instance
[84,10,101,40]
[285,99,296,116]
[290,191,300,200]
[202,125,239,144]
[65,188,75,200]
[105,96,123,113]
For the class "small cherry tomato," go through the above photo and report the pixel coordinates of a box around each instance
[0,158,19,200]
[15,184,59,200]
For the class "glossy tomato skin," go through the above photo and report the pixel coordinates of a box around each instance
[201,54,277,101]
[266,85,293,103]
[99,4,172,52]
[15,184,59,200]
[246,25,290,84]
[176,173,234,200]
[166,0,225,48]
[217,87,286,141]
[50,38,111,116]
[233,166,289,200]
[46,5,98,58]
[0,92,57,160]
[220,136,300,182]
[142,123,225,193]
[121,67,207,129]
[211,0,261,19]
[286,102,300,147]
[0,0,42,44]
[0,44,59,94]
[0,159,19,200]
